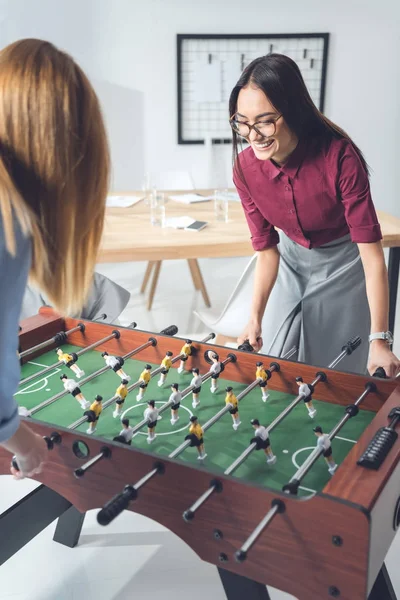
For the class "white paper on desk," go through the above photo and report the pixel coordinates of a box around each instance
[169,194,211,204]
[193,59,222,103]
[164,216,195,229]
[106,195,144,208]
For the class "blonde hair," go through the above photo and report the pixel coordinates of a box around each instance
[0,39,110,315]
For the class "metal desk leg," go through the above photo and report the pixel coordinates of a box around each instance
[217,568,271,600]
[53,505,85,548]
[0,485,71,566]
[368,563,397,600]
[388,247,400,335]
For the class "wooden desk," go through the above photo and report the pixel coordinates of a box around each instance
[100,191,400,333]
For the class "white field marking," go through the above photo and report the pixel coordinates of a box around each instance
[299,485,317,495]
[335,435,356,444]
[282,449,289,454]
[292,447,315,470]
[16,368,62,395]
[121,401,193,436]
[27,360,51,368]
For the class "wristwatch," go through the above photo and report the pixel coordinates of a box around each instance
[368,331,394,345]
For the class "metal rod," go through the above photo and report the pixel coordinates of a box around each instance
[202,333,215,343]
[19,330,119,387]
[287,385,373,486]
[225,343,358,477]
[238,504,279,555]
[19,324,84,359]
[73,446,111,478]
[28,337,152,416]
[68,333,217,430]
[169,377,259,460]
[133,468,159,490]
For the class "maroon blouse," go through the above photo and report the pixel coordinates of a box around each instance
[233,136,382,251]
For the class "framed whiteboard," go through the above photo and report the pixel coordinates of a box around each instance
[177,33,329,145]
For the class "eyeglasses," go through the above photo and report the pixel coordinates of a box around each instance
[229,114,282,139]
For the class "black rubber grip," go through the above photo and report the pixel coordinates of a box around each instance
[373,367,387,379]
[159,325,178,336]
[357,427,398,470]
[342,336,361,355]
[97,485,137,526]
[54,331,68,344]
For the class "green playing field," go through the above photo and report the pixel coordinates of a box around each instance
[17,344,375,497]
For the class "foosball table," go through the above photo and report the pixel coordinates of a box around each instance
[0,308,399,600]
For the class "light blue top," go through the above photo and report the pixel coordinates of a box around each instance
[0,216,31,443]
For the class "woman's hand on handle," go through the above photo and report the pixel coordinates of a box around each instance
[238,320,263,352]
[368,340,400,378]
[1,422,47,479]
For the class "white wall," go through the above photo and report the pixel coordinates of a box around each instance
[1,0,399,215]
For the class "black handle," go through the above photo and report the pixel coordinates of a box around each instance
[97,485,137,526]
[159,325,178,336]
[341,336,361,355]
[373,367,387,379]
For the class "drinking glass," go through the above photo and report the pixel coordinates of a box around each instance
[150,191,166,227]
[214,188,229,222]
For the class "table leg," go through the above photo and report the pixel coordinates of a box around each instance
[388,247,400,336]
[368,563,397,600]
[147,261,162,310]
[0,485,71,566]
[140,261,155,294]
[53,505,85,548]
[188,258,211,307]
[187,259,200,290]
[217,568,271,600]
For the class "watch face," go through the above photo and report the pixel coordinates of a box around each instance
[387,332,394,344]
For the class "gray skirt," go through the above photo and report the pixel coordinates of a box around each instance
[261,232,369,374]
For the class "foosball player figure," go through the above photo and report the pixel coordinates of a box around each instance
[295,376,317,418]
[313,426,338,475]
[185,416,207,460]
[56,348,85,378]
[144,400,159,444]
[209,352,222,393]
[177,339,193,374]
[250,419,277,465]
[102,351,131,381]
[158,351,173,387]
[118,418,134,445]
[136,364,152,401]
[191,368,202,408]
[170,383,182,425]
[60,374,90,410]
[225,386,241,430]
[85,394,103,435]
[113,379,129,419]
[256,361,270,402]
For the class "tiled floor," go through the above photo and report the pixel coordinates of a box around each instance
[1,256,399,600]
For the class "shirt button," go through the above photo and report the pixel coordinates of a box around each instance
[285,185,290,191]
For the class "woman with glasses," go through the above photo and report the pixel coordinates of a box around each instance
[230,53,400,377]
[0,39,110,477]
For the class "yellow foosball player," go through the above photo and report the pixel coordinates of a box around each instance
[136,364,152,401]
[60,374,90,410]
[225,386,241,430]
[113,379,129,419]
[144,400,159,444]
[256,361,270,402]
[158,351,173,387]
[177,339,193,374]
[250,419,277,465]
[313,426,338,475]
[185,415,207,460]
[56,348,85,378]
[85,395,103,435]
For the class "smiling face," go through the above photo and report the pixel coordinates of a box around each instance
[236,84,298,163]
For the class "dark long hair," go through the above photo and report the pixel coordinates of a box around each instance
[229,54,369,185]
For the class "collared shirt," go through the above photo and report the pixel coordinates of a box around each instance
[119,426,134,442]
[63,378,79,393]
[255,426,269,441]
[317,434,331,451]
[234,136,382,251]
[105,355,119,368]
